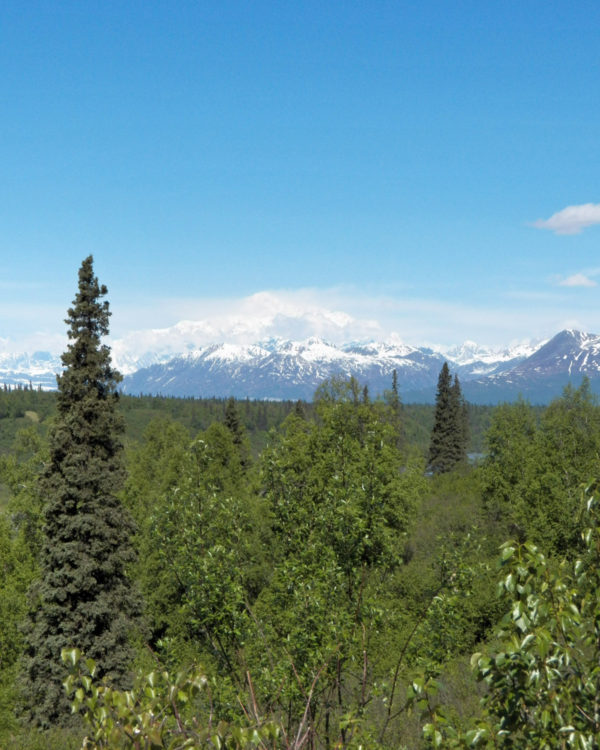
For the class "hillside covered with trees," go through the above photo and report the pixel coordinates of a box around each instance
[0,259,598,748]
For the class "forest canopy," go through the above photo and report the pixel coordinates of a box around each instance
[0,262,597,748]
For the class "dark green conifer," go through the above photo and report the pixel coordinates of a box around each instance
[386,368,403,449]
[224,396,250,467]
[450,374,469,461]
[391,369,399,403]
[428,363,468,474]
[293,399,306,419]
[224,396,243,445]
[22,256,141,727]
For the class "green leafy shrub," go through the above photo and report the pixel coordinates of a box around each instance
[415,487,600,747]
[62,648,280,749]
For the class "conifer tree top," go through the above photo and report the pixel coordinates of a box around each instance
[57,255,121,411]
[65,255,110,341]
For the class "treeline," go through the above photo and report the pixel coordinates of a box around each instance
[1,374,598,746]
[0,386,497,460]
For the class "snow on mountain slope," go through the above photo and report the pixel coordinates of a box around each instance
[121,336,447,400]
[120,331,600,402]
[509,330,600,378]
[0,351,62,389]
[6,329,600,403]
[444,339,542,366]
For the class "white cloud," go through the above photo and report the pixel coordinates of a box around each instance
[0,300,67,354]
[558,273,597,288]
[7,283,600,366]
[109,288,384,369]
[532,203,600,235]
[0,332,67,356]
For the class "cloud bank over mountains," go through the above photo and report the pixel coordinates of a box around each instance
[107,287,573,371]
[3,276,599,365]
[109,290,383,368]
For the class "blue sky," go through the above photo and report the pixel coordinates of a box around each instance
[2,1,600,352]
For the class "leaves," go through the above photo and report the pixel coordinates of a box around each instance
[413,489,600,747]
[62,649,279,749]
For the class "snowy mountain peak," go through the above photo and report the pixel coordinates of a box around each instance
[444,340,493,365]
[562,330,600,351]
[273,338,342,361]
[195,343,269,363]
[5,328,600,404]
[443,338,543,367]
[343,340,416,358]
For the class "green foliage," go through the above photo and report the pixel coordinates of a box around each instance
[122,417,191,523]
[121,417,192,644]
[254,377,428,741]
[7,329,595,746]
[0,516,37,736]
[0,428,48,740]
[532,379,600,551]
[414,489,600,748]
[266,377,422,581]
[1,727,83,750]
[482,381,600,553]
[383,368,403,450]
[21,256,142,727]
[62,648,280,749]
[0,427,49,555]
[428,365,468,474]
[153,429,256,665]
[224,397,252,468]
[142,420,270,698]
[409,534,491,670]
[481,397,538,530]
[0,388,55,459]
[0,381,493,463]
[118,394,305,459]
[451,376,469,460]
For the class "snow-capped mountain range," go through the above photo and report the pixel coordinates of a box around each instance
[0,351,63,391]
[3,329,600,404]
[119,335,546,402]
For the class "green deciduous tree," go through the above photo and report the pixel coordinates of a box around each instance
[416,489,600,748]
[0,428,48,737]
[63,648,280,750]
[146,420,269,700]
[481,381,600,553]
[255,377,427,743]
[22,256,142,727]
[0,515,37,736]
[122,417,191,645]
[481,397,538,534]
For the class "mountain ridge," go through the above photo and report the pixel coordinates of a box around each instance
[3,330,600,404]
[120,330,600,404]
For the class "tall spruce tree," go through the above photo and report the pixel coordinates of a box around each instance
[428,363,467,474]
[22,256,141,727]
[450,373,469,461]
[387,368,403,449]
[224,396,250,468]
